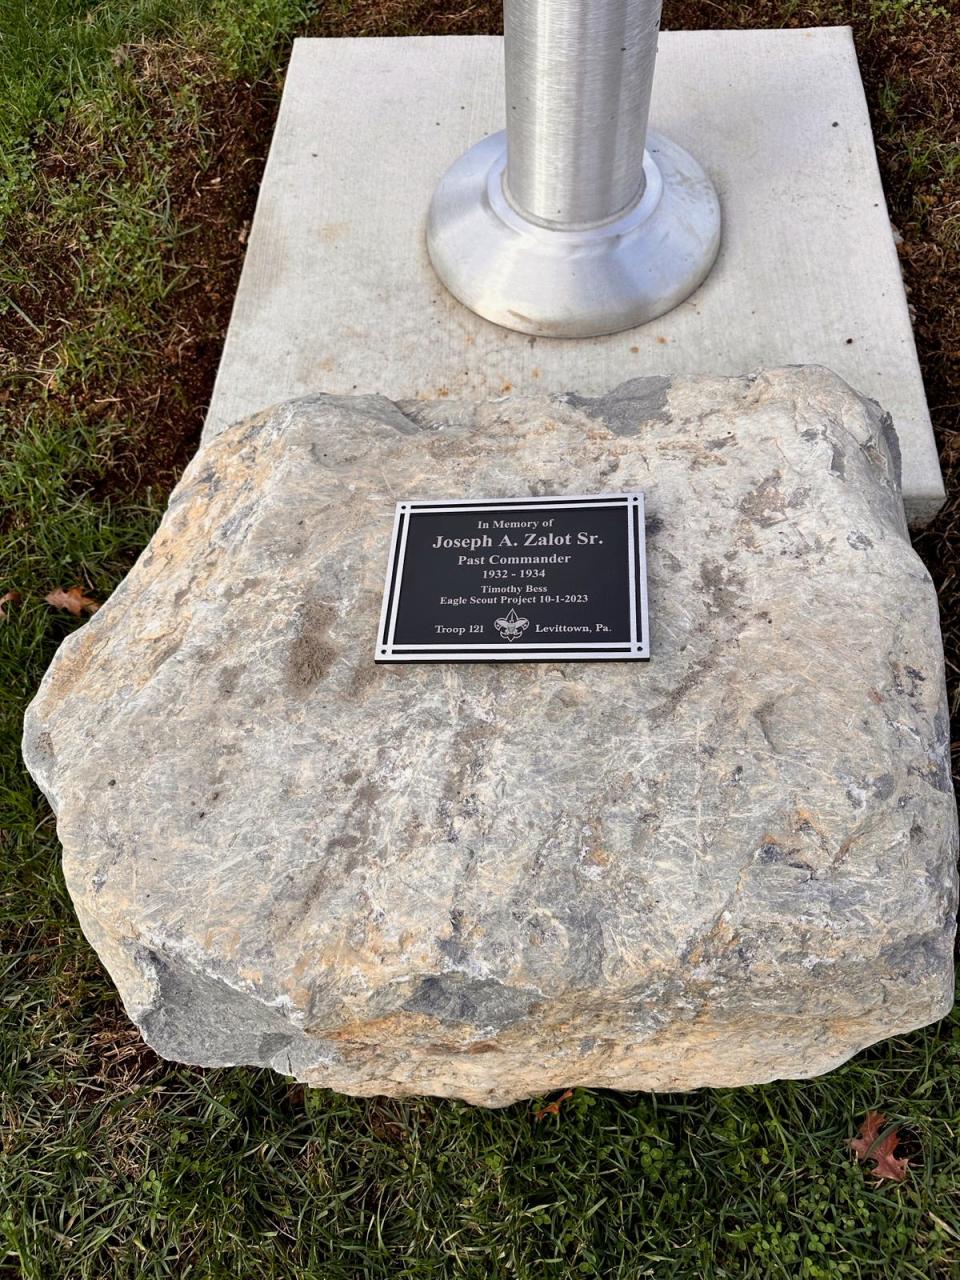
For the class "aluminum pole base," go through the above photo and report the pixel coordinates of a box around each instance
[427,130,721,339]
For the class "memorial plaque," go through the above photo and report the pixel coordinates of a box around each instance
[376,494,649,662]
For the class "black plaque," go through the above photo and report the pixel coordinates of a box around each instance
[376,494,649,663]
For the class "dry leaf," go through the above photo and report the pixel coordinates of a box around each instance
[0,589,21,619]
[848,1110,910,1182]
[534,1089,574,1120]
[45,586,100,616]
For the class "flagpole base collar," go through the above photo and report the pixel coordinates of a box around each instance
[427,130,721,339]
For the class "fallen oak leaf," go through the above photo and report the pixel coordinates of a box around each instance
[848,1108,885,1157]
[45,586,100,616]
[867,1131,910,1183]
[848,1110,910,1182]
[0,590,21,619]
[534,1089,574,1121]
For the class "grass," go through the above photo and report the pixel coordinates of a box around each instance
[1,0,959,1276]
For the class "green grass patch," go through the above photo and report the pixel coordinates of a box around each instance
[2,0,959,1276]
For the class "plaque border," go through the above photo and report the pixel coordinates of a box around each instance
[376,494,649,663]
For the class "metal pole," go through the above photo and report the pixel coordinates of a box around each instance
[426,0,721,339]
[504,0,658,229]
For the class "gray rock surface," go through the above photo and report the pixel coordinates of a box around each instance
[23,367,957,1105]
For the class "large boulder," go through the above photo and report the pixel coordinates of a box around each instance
[23,367,957,1106]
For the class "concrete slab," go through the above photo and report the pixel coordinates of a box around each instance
[204,30,944,523]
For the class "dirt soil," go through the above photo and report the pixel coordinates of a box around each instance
[1,68,276,498]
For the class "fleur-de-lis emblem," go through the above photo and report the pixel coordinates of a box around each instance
[494,608,529,642]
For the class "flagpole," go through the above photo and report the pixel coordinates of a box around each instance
[427,0,721,338]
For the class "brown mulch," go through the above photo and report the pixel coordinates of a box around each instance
[119,75,278,492]
[116,76,278,492]
[1,59,277,498]
[307,0,502,35]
